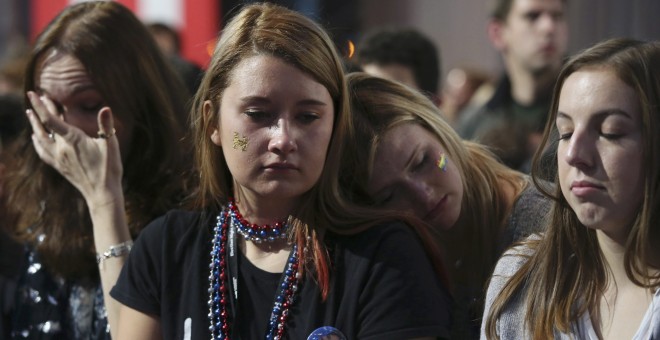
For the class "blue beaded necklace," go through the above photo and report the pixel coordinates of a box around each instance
[208,201,300,340]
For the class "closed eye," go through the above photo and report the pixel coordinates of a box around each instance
[557,132,572,141]
[601,133,622,140]
[525,11,541,22]
[244,110,272,121]
[412,154,428,172]
[53,102,65,114]
[298,112,320,124]
[82,102,103,113]
[377,193,394,205]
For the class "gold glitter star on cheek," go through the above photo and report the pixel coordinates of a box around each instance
[232,132,248,151]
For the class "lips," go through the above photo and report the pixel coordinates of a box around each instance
[570,180,604,189]
[570,180,605,197]
[423,195,448,222]
[539,43,557,55]
[264,162,298,170]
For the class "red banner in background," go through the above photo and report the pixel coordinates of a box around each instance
[29,0,219,68]
[30,0,67,41]
[116,0,137,12]
[184,0,219,68]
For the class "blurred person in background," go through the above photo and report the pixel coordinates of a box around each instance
[147,22,204,96]
[355,27,442,107]
[442,66,494,126]
[456,0,568,173]
[0,95,25,195]
[0,2,190,338]
[0,94,25,340]
[0,56,28,97]
[0,33,30,97]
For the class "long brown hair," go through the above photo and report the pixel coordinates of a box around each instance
[342,73,521,296]
[191,2,356,298]
[485,38,660,339]
[2,1,189,281]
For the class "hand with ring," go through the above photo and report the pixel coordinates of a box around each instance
[25,91,124,206]
[98,128,116,139]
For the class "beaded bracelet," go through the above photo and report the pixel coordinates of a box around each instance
[96,240,133,265]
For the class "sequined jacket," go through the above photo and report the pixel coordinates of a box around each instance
[1,243,110,340]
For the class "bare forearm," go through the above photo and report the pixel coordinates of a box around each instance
[89,193,131,338]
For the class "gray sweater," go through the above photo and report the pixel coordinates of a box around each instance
[481,242,660,339]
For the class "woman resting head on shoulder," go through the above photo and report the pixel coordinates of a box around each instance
[0,1,189,338]
[483,38,660,340]
[110,3,451,339]
[341,72,552,338]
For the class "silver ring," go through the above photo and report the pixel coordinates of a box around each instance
[97,128,116,139]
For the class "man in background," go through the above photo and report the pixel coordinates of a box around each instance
[148,22,203,95]
[355,28,442,107]
[456,0,568,172]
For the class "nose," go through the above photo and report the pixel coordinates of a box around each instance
[538,12,558,34]
[268,118,297,155]
[563,130,594,170]
[405,179,435,217]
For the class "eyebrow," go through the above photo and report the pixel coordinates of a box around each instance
[556,108,633,121]
[37,83,97,97]
[239,96,328,107]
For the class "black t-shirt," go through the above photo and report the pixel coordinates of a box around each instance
[110,210,451,339]
[236,249,281,337]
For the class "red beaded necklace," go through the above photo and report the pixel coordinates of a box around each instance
[227,201,289,243]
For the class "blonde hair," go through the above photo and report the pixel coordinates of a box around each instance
[342,73,521,296]
[485,38,660,339]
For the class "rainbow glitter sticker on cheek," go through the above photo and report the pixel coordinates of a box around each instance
[437,152,447,172]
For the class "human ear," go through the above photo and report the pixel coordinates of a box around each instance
[203,100,222,146]
[487,20,506,51]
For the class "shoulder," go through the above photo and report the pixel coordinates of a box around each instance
[111,209,212,316]
[327,221,425,260]
[506,178,553,241]
[328,220,449,303]
[512,179,552,213]
[519,177,552,201]
[455,85,511,140]
[487,75,513,109]
[335,220,412,240]
[650,288,660,338]
[325,221,452,338]
[481,239,538,339]
[516,179,553,216]
[132,209,212,263]
[493,237,537,280]
[137,209,207,242]
[455,103,487,138]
